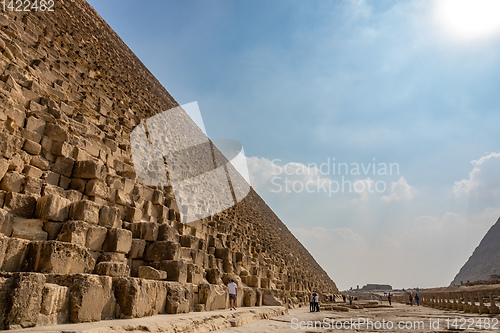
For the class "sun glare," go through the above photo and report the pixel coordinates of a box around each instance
[435,0,500,40]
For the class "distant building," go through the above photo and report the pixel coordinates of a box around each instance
[360,284,393,292]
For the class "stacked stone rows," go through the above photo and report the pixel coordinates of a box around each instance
[0,0,337,328]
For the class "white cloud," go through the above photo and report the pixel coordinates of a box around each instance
[453,151,500,198]
[381,176,414,202]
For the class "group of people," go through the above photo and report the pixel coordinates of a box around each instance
[309,293,320,312]
[409,293,420,306]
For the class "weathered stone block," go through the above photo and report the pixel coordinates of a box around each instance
[85,179,109,198]
[215,247,232,261]
[243,287,257,307]
[125,206,141,222]
[128,238,146,259]
[69,200,100,224]
[99,205,121,228]
[12,218,48,241]
[199,283,228,311]
[187,263,205,284]
[73,160,105,179]
[165,282,190,314]
[102,228,132,253]
[0,171,24,192]
[35,194,70,222]
[138,266,167,280]
[98,252,127,264]
[40,283,69,317]
[130,222,158,241]
[206,268,223,285]
[26,241,95,274]
[7,273,45,329]
[57,220,89,246]
[113,278,167,318]
[262,289,283,306]
[143,241,180,262]
[23,139,41,155]
[160,260,187,283]
[4,192,37,218]
[25,116,46,136]
[95,261,129,277]
[86,225,107,251]
[1,237,30,271]
[43,221,64,240]
[0,208,14,236]
[46,274,115,323]
[52,156,75,178]
[157,224,179,242]
[0,158,9,180]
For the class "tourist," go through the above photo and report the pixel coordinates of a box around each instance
[409,294,413,306]
[349,295,353,305]
[309,294,314,312]
[343,294,346,303]
[314,293,320,312]
[415,293,420,306]
[228,279,237,310]
[388,293,392,305]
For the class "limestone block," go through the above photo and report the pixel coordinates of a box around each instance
[113,278,166,318]
[30,155,50,170]
[57,220,89,246]
[43,221,64,240]
[40,283,69,316]
[23,165,43,179]
[69,200,100,224]
[46,274,115,323]
[98,252,127,264]
[86,225,107,251]
[95,261,129,277]
[130,222,158,241]
[206,268,223,285]
[157,224,179,242]
[165,282,190,314]
[11,217,48,241]
[44,123,68,142]
[199,283,228,311]
[43,171,60,186]
[215,247,232,261]
[125,206,141,222]
[69,178,86,193]
[160,260,187,283]
[3,192,37,218]
[85,179,109,198]
[7,273,45,329]
[53,156,75,178]
[0,171,24,192]
[0,276,14,329]
[35,194,71,222]
[0,208,14,236]
[72,160,105,179]
[26,241,95,274]
[102,228,132,253]
[187,263,205,284]
[99,205,121,228]
[128,238,146,259]
[0,158,8,180]
[243,287,257,307]
[51,141,72,158]
[180,235,198,249]
[0,133,23,159]
[25,116,45,136]
[23,139,41,155]
[138,266,167,280]
[115,190,131,206]
[143,241,180,261]
[262,289,283,306]
[192,249,208,267]
[1,237,30,271]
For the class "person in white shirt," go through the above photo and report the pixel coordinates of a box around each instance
[228,279,238,310]
[314,294,320,312]
[309,294,314,312]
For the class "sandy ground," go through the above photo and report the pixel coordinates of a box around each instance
[213,302,500,333]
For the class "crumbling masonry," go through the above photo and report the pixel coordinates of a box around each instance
[0,0,337,329]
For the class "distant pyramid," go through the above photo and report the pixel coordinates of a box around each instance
[451,217,500,285]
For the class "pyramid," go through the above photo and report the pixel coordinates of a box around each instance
[0,0,337,328]
[451,217,500,285]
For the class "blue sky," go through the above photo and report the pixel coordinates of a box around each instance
[88,0,500,289]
